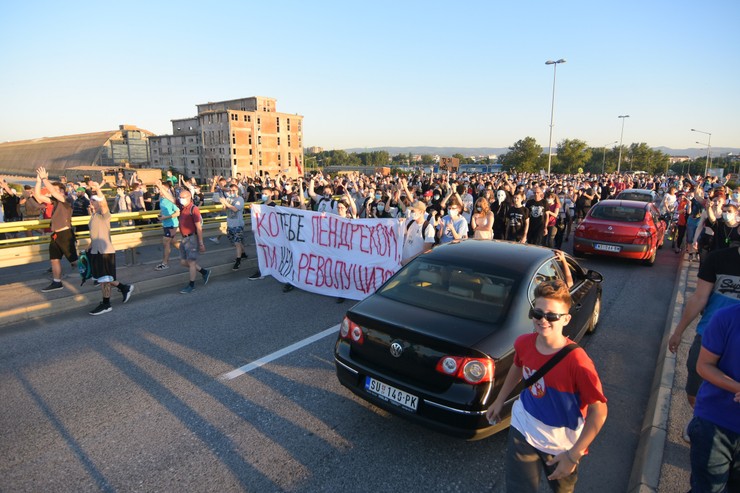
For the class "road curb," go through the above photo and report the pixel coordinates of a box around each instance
[0,258,258,328]
[627,254,689,493]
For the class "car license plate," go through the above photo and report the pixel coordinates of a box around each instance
[364,377,419,412]
[595,243,621,253]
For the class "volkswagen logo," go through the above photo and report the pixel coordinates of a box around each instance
[390,341,404,358]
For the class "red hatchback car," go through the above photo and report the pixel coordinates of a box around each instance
[574,199,665,266]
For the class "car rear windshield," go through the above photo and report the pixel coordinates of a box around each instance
[617,192,651,202]
[377,259,516,324]
[591,205,646,222]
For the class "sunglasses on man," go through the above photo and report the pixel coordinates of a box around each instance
[528,307,569,322]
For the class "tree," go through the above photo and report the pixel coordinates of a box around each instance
[499,137,543,173]
[420,154,436,165]
[555,139,592,174]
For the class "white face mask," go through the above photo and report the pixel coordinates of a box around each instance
[377,204,385,212]
[261,194,269,202]
[496,191,506,203]
[179,198,190,206]
[410,211,420,221]
[449,209,459,218]
[723,212,736,223]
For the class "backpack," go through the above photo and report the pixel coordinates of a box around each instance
[78,250,93,285]
[406,217,437,245]
[315,196,336,213]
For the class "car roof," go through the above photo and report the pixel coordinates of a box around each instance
[618,189,654,195]
[421,240,554,273]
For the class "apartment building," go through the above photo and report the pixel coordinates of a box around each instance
[149,96,304,180]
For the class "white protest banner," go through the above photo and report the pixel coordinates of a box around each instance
[251,205,404,300]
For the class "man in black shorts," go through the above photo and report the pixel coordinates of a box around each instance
[33,166,78,292]
[86,181,134,315]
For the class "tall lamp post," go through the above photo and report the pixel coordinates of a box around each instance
[545,59,566,177]
[616,115,630,174]
[691,128,712,176]
[602,140,618,174]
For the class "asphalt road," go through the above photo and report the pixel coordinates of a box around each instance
[0,243,680,492]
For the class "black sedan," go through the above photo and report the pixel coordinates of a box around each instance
[334,240,603,440]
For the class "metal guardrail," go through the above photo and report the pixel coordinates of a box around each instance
[0,204,255,269]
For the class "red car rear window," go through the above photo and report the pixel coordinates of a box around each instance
[591,205,645,222]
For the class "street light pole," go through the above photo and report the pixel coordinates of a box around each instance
[602,140,618,174]
[691,128,712,176]
[545,59,566,177]
[616,115,630,174]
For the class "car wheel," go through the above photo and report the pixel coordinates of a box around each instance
[643,249,656,266]
[587,295,601,334]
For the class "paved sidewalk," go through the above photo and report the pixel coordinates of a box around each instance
[628,256,697,492]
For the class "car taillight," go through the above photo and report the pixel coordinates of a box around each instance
[435,356,494,384]
[340,316,364,344]
[634,227,652,244]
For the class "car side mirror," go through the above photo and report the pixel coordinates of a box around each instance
[586,270,604,283]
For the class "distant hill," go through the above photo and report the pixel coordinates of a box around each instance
[343,146,740,159]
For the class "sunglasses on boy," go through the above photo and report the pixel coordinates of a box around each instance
[528,307,569,322]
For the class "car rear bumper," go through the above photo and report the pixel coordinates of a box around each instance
[574,237,651,259]
[334,349,507,440]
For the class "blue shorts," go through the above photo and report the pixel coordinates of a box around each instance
[163,226,177,238]
[227,226,245,245]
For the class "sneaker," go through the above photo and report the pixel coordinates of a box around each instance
[682,422,691,443]
[120,284,134,303]
[155,263,169,271]
[41,281,63,292]
[282,283,294,292]
[180,284,195,294]
[248,272,264,280]
[202,269,211,285]
[209,237,219,244]
[240,253,248,259]
[232,259,241,271]
[89,302,112,316]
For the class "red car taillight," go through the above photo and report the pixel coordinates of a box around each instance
[634,227,652,244]
[339,316,364,344]
[435,356,495,384]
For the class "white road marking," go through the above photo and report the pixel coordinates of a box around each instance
[220,325,339,381]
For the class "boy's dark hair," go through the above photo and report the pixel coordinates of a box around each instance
[534,279,572,310]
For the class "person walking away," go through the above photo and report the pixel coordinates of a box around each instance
[218,183,248,271]
[154,180,180,271]
[544,192,560,248]
[33,167,78,292]
[86,182,134,315]
[486,280,608,492]
[158,185,210,293]
[687,303,740,492]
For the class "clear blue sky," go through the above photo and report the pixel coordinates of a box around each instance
[1,0,738,152]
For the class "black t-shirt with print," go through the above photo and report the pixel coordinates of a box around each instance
[507,206,529,239]
[526,198,547,229]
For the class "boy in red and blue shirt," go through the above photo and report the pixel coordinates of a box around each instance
[487,280,608,492]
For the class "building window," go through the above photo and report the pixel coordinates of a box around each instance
[277,137,281,145]
[234,158,237,165]
[249,137,252,145]
[233,148,237,155]
[249,149,252,155]
[258,136,261,144]
[191,160,195,164]
[259,160,262,166]
[257,117,261,125]
[232,138,236,144]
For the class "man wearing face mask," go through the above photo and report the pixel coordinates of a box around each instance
[709,202,740,251]
[248,188,277,281]
[218,184,248,271]
[158,184,211,294]
[402,201,436,265]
